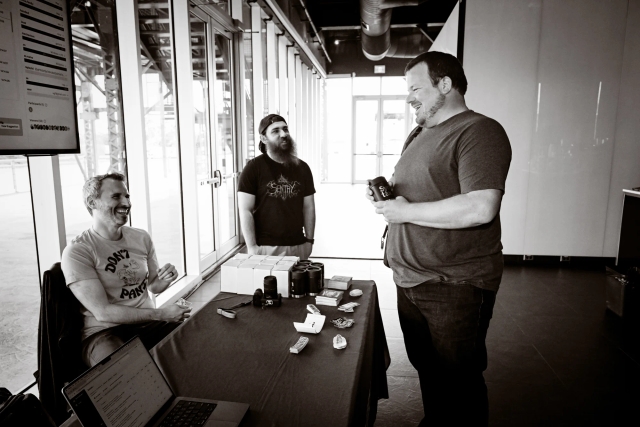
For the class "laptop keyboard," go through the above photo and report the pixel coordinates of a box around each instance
[159,400,217,426]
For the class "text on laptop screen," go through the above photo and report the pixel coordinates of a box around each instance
[64,338,173,427]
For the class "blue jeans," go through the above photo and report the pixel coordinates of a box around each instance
[397,281,497,426]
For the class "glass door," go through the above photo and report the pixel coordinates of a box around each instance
[189,11,217,269]
[189,8,239,270]
[352,98,379,183]
[211,27,239,255]
[352,96,409,183]
[380,98,408,178]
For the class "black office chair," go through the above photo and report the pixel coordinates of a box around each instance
[36,262,87,425]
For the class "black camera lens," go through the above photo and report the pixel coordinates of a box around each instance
[264,275,278,298]
[253,288,264,307]
[310,262,324,290]
[291,269,308,298]
[307,267,322,296]
[368,176,395,201]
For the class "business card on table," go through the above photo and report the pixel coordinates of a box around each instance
[293,314,326,334]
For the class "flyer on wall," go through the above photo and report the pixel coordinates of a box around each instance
[0,0,79,154]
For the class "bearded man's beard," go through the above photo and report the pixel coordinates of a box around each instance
[268,135,299,167]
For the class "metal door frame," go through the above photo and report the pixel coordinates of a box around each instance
[191,6,240,270]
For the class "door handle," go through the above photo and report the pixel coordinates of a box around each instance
[206,170,222,188]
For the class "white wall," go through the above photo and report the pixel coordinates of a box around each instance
[604,0,640,256]
[429,1,459,55]
[464,0,640,257]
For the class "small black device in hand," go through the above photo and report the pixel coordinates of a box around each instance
[253,276,282,308]
[368,176,395,201]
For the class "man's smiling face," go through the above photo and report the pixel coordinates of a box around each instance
[93,178,131,228]
[406,62,446,128]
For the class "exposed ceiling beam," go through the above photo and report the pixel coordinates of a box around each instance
[319,22,444,31]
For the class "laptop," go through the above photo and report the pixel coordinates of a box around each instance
[62,336,249,427]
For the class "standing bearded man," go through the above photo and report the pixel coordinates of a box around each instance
[367,52,512,426]
[237,114,316,259]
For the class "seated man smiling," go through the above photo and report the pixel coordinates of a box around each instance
[61,172,191,367]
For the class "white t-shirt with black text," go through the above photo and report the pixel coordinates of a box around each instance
[61,227,158,340]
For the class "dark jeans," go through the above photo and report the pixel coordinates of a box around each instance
[81,321,180,367]
[397,281,497,427]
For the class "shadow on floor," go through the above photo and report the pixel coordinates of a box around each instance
[372,264,640,427]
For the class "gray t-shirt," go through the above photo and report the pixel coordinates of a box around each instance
[387,110,512,291]
[61,227,158,340]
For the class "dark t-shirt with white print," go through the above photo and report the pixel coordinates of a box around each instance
[238,154,315,246]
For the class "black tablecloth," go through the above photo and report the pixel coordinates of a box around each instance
[150,280,390,427]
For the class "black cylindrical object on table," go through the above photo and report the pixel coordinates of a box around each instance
[310,262,324,291]
[307,267,323,296]
[297,260,313,267]
[290,269,308,298]
[368,176,395,201]
[263,275,278,299]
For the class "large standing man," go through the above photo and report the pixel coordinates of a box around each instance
[367,52,511,426]
[238,114,316,259]
[62,172,191,367]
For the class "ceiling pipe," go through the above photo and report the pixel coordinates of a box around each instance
[386,31,431,58]
[360,0,428,60]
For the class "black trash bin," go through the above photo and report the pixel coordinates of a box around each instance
[605,266,639,318]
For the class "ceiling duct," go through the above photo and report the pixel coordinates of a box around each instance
[360,0,427,60]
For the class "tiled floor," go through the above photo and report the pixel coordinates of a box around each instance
[187,259,640,427]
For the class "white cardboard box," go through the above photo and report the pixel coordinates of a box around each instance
[271,264,292,298]
[221,259,243,293]
[259,259,278,265]
[266,256,283,261]
[249,255,268,260]
[276,261,296,267]
[233,253,251,260]
[237,264,258,295]
[281,256,299,262]
[253,264,273,293]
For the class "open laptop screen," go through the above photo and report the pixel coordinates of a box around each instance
[63,337,174,427]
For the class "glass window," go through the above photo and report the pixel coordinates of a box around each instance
[0,156,39,392]
[192,0,228,14]
[381,76,407,95]
[353,77,381,95]
[61,1,125,243]
[138,0,185,273]
[324,78,352,182]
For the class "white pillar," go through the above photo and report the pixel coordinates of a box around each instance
[251,4,264,147]
[287,47,296,135]
[278,35,288,118]
[28,156,67,276]
[115,0,151,232]
[172,0,200,276]
[266,21,277,113]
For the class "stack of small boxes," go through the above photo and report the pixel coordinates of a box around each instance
[221,253,299,297]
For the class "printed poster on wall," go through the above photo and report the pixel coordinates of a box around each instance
[0,0,79,154]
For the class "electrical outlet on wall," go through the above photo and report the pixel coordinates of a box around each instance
[523,255,534,261]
